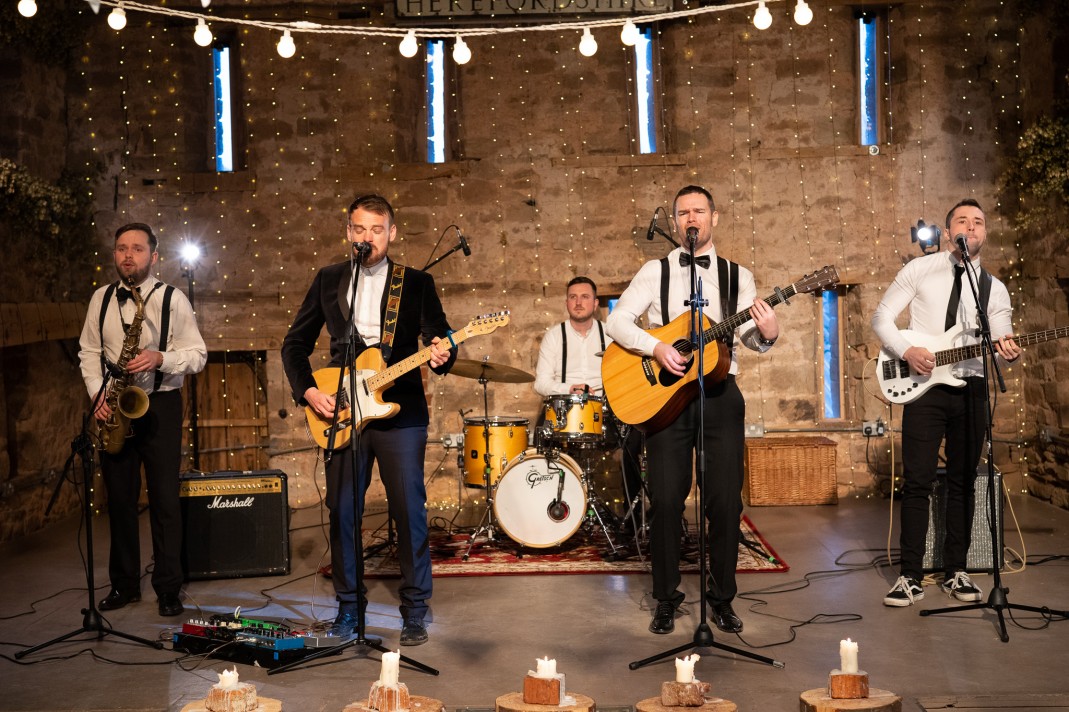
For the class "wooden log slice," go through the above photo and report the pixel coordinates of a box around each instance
[635,695,737,712]
[496,691,595,712]
[799,688,901,712]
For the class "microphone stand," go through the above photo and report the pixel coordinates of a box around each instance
[423,239,466,271]
[17,380,163,659]
[920,245,1068,640]
[631,234,782,671]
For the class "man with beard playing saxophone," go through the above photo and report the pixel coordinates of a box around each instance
[78,223,206,617]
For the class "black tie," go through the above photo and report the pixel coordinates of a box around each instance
[116,286,135,304]
[944,264,965,331]
[679,253,711,269]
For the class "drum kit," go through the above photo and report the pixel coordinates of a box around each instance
[449,357,628,558]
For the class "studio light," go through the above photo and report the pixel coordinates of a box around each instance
[793,0,813,26]
[910,219,942,254]
[579,27,598,57]
[180,243,202,269]
[193,18,213,47]
[753,1,772,30]
[620,19,640,46]
[277,29,296,58]
[17,0,37,18]
[452,35,471,65]
[399,30,419,58]
[107,4,127,31]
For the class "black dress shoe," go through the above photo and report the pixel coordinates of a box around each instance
[709,602,743,633]
[649,600,677,635]
[99,589,140,611]
[400,617,428,646]
[157,593,184,617]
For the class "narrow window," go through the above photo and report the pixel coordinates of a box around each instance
[212,42,234,172]
[635,26,658,154]
[858,16,879,146]
[427,39,446,164]
[822,289,842,419]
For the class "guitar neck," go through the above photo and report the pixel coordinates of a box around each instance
[702,284,799,344]
[936,326,1069,366]
[365,329,470,391]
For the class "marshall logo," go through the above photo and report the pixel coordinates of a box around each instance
[525,469,554,489]
[207,495,255,509]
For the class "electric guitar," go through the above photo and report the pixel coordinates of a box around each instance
[601,266,839,433]
[876,325,1069,404]
[305,311,510,450]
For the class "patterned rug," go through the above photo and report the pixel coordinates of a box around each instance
[354,515,787,578]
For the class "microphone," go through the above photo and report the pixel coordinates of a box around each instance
[955,234,969,259]
[547,499,570,522]
[353,241,371,261]
[458,230,472,257]
[646,211,659,241]
[686,226,698,247]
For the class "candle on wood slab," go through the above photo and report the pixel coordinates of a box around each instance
[380,650,400,685]
[218,668,239,690]
[675,654,699,683]
[535,656,557,678]
[839,639,858,674]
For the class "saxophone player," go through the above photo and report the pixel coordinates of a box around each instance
[78,223,206,617]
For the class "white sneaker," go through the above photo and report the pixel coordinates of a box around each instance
[883,575,924,607]
[940,570,983,602]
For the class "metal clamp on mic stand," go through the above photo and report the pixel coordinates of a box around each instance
[423,225,472,271]
[920,234,1068,640]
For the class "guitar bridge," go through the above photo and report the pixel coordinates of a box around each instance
[641,357,656,386]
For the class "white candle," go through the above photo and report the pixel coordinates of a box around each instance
[839,639,858,674]
[218,667,239,690]
[535,656,557,678]
[675,654,699,683]
[380,650,400,686]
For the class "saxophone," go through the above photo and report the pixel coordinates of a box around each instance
[99,281,151,454]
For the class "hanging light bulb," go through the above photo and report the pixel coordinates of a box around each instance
[620,19,640,46]
[452,35,471,65]
[193,18,213,47]
[399,30,419,58]
[107,4,127,31]
[201,0,211,6]
[277,29,296,58]
[753,1,773,30]
[17,0,37,18]
[579,27,597,57]
[793,0,813,25]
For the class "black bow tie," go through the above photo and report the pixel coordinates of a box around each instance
[116,286,139,304]
[679,253,711,269]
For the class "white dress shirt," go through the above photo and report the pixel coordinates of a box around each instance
[351,257,390,345]
[534,320,612,397]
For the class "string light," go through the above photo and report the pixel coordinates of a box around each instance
[193,18,213,47]
[753,1,772,30]
[620,19,640,46]
[399,29,419,58]
[578,27,597,57]
[277,29,296,58]
[17,0,37,18]
[107,3,127,31]
[452,35,471,65]
[793,0,813,26]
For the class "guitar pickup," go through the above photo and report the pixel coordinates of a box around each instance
[641,358,656,386]
[321,418,351,438]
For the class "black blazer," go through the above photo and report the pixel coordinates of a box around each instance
[281,258,456,430]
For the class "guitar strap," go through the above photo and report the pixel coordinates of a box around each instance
[560,320,605,382]
[978,266,992,315]
[379,263,406,361]
[659,255,738,339]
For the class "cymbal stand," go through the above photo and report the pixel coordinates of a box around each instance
[462,373,502,560]
[574,444,620,555]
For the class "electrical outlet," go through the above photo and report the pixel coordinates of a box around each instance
[745,423,765,438]
[862,419,886,437]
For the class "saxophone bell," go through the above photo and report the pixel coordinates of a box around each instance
[117,386,149,420]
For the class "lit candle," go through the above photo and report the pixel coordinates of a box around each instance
[535,656,557,678]
[839,639,858,674]
[675,654,699,683]
[218,667,239,690]
[380,650,400,686]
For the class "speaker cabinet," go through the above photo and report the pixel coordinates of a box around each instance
[923,466,1003,573]
[180,470,291,580]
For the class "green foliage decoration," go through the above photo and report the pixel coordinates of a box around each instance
[999,114,1069,232]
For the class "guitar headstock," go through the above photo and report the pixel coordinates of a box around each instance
[793,266,840,295]
[464,310,511,336]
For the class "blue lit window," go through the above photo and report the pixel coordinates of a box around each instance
[212,43,234,172]
[635,26,658,154]
[858,17,879,146]
[427,39,446,164]
[822,290,842,419]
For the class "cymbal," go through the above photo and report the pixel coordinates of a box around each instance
[451,359,534,384]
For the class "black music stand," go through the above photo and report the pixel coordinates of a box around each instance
[919,244,1068,641]
[630,233,782,672]
[17,397,163,659]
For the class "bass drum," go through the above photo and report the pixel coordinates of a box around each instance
[493,449,586,548]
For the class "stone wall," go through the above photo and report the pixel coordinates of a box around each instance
[2,0,1068,540]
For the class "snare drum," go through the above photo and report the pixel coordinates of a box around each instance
[543,394,604,445]
[493,449,587,548]
[463,416,528,487]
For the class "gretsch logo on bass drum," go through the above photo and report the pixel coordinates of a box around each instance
[207,495,255,509]
[525,468,553,489]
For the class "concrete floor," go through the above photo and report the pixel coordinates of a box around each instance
[1,491,1067,711]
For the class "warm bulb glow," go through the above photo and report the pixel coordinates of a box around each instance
[277,29,296,58]
[452,35,471,65]
[201,0,211,6]
[620,19,639,46]
[753,1,772,30]
[579,28,597,57]
[794,0,813,25]
[194,18,213,47]
[181,243,202,265]
[107,6,127,31]
[17,0,37,18]
[399,30,418,58]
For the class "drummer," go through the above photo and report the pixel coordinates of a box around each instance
[533,277,643,517]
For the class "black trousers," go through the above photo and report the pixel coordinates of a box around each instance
[899,378,987,580]
[645,376,745,605]
[99,389,184,597]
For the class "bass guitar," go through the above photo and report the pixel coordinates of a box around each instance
[305,311,510,450]
[877,325,1069,404]
[601,266,839,433]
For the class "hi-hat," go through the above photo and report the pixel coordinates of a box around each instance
[451,359,534,383]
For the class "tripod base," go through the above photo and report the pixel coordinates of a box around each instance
[629,622,783,670]
[15,605,163,659]
[920,585,1069,643]
[270,630,439,676]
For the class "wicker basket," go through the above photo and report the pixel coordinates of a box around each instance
[744,436,838,506]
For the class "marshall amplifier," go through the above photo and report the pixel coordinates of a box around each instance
[180,470,291,580]
[923,466,1003,573]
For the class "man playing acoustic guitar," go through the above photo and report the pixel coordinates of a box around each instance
[282,194,457,646]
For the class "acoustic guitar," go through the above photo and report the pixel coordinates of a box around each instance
[305,311,510,450]
[601,266,839,433]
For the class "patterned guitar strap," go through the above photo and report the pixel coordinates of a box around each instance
[378,262,406,361]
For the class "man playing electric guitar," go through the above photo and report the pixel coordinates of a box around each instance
[281,194,457,646]
[872,198,1020,608]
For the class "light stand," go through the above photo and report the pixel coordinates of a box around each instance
[631,231,782,671]
[920,244,1068,640]
[180,244,202,472]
